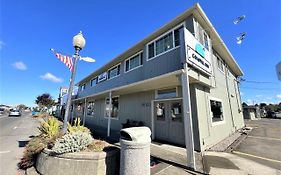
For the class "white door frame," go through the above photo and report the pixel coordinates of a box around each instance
[151,97,183,140]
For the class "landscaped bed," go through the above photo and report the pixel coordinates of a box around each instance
[18,117,120,175]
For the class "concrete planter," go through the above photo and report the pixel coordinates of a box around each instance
[36,148,120,175]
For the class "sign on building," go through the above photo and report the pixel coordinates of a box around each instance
[185,29,212,75]
[276,61,281,81]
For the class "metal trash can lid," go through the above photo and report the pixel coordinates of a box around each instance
[120,126,151,143]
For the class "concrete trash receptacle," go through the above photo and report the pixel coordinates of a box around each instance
[119,126,151,175]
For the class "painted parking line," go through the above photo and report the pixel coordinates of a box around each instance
[0,151,11,154]
[233,151,281,164]
[154,165,172,175]
[247,135,281,141]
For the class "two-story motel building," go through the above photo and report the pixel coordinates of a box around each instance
[68,3,244,153]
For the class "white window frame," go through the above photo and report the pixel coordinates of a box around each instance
[86,100,95,116]
[216,54,225,74]
[81,84,86,91]
[107,63,121,80]
[90,77,97,87]
[208,96,225,126]
[124,51,143,73]
[146,23,184,61]
[104,96,120,120]
[155,87,178,99]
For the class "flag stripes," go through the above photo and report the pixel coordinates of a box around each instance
[51,49,73,72]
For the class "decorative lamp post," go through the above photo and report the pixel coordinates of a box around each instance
[62,31,86,134]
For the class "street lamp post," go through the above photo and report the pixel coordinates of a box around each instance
[62,31,86,134]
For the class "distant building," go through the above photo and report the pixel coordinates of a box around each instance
[59,3,244,152]
[243,105,261,120]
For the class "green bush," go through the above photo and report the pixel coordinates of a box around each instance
[52,131,93,154]
[67,118,90,134]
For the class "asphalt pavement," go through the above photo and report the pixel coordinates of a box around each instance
[233,118,281,170]
[0,112,40,175]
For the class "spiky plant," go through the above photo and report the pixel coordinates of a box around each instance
[67,118,90,134]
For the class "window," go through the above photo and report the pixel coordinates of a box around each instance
[105,97,119,119]
[155,102,165,121]
[216,55,224,73]
[87,101,95,116]
[156,32,173,55]
[147,25,183,60]
[210,99,224,122]
[148,43,155,58]
[91,78,97,87]
[81,84,85,91]
[156,88,177,99]
[108,65,120,79]
[171,102,182,122]
[174,28,181,47]
[196,21,209,50]
[125,52,143,72]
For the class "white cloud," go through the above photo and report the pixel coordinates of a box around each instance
[12,61,27,70]
[255,95,263,98]
[0,40,5,50]
[40,72,63,83]
[240,92,244,96]
[277,94,281,99]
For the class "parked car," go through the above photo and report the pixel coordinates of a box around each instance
[9,109,21,117]
[267,111,277,118]
[0,108,4,115]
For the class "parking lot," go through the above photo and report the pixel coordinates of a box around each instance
[233,118,281,170]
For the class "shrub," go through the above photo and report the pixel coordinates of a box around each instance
[67,118,90,134]
[38,117,61,139]
[18,136,48,169]
[52,131,93,154]
[85,140,111,152]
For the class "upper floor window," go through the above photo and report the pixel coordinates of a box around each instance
[107,64,120,79]
[216,55,224,73]
[125,52,143,72]
[195,20,209,50]
[81,84,85,91]
[91,78,97,87]
[147,25,183,60]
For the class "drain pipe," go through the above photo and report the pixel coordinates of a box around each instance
[225,67,236,130]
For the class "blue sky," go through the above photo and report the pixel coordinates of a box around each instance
[0,0,280,107]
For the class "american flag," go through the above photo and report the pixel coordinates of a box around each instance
[51,49,73,72]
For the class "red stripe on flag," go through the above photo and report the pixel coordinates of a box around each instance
[53,51,73,72]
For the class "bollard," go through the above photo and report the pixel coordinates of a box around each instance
[119,127,151,175]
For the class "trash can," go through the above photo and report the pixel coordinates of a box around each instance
[119,126,151,175]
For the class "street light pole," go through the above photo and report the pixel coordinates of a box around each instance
[62,49,79,134]
[62,31,86,134]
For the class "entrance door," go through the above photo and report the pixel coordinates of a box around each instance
[154,99,185,145]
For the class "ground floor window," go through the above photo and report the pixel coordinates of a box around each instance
[105,97,119,119]
[210,98,224,122]
[87,101,94,116]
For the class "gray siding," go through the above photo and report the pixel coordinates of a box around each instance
[77,46,182,98]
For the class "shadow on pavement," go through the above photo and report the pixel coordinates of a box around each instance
[18,140,29,147]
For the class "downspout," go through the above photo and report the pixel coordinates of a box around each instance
[107,91,112,137]
[83,98,87,126]
[225,67,236,130]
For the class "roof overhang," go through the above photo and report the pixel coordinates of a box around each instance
[77,3,243,86]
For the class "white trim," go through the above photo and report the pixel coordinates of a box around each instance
[151,100,155,139]
[208,96,225,126]
[146,23,184,61]
[104,95,120,120]
[147,46,180,62]
[124,51,143,73]
[153,97,183,102]
[107,63,121,80]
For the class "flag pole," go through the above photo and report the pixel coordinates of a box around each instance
[62,48,80,134]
